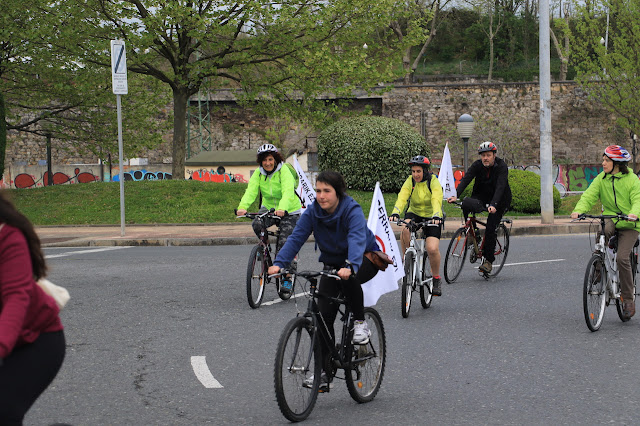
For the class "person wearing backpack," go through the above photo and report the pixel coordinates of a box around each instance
[236,144,302,293]
[389,155,444,296]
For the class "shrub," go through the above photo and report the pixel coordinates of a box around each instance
[318,116,428,192]
[508,169,561,213]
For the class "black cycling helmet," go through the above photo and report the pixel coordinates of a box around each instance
[408,155,431,167]
[478,141,497,153]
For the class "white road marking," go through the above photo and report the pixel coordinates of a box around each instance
[45,246,132,259]
[503,259,565,267]
[191,356,223,389]
[262,291,310,306]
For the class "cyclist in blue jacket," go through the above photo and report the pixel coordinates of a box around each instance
[268,171,380,388]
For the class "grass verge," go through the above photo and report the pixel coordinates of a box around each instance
[6,180,591,226]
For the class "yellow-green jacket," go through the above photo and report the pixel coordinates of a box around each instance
[237,163,302,213]
[392,175,443,218]
[573,167,640,230]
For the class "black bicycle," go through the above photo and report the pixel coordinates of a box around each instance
[236,209,297,308]
[444,200,511,282]
[273,269,386,422]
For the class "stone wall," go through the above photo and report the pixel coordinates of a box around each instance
[4,81,625,172]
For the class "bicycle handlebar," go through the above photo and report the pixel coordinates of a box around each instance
[573,213,638,222]
[235,208,289,220]
[393,216,443,228]
[269,269,341,281]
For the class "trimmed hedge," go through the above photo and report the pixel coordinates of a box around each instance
[459,169,561,213]
[317,116,428,192]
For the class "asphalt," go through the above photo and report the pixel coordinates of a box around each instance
[37,216,593,247]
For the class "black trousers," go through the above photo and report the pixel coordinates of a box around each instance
[0,330,66,426]
[316,257,378,369]
[462,197,509,263]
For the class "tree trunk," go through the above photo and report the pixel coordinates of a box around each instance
[0,93,6,181]
[172,87,189,179]
[402,47,412,85]
[488,37,494,82]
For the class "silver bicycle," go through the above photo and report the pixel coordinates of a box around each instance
[575,214,639,332]
[395,216,443,318]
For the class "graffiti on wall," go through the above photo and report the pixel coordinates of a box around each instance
[188,168,248,183]
[13,168,99,189]
[111,169,172,182]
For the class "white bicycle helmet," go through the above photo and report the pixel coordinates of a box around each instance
[257,143,278,154]
[478,141,497,153]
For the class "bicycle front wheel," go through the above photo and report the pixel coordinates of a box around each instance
[274,317,321,422]
[489,224,510,277]
[345,308,386,403]
[444,227,468,283]
[420,252,433,308]
[246,245,266,309]
[583,254,607,332]
[401,251,415,318]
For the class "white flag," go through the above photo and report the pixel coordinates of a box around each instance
[292,155,316,210]
[438,143,457,199]
[363,182,403,307]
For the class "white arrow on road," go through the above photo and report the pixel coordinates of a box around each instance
[191,356,223,389]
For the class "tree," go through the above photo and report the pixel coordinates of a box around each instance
[572,0,640,136]
[43,0,415,179]
[0,0,169,179]
[550,1,571,80]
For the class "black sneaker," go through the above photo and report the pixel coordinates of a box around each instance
[432,277,442,296]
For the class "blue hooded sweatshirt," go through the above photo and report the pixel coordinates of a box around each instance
[274,195,379,273]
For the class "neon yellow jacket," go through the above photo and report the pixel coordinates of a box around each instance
[392,175,443,218]
[573,167,640,230]
[237,163,302,213]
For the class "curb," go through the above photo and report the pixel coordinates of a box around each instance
[41,223,593,248]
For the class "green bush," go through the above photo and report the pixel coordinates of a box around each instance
[318,116,428,192]
[508,169,561,213]
[457,169,561,213]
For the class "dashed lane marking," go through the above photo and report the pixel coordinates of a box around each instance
[262,291,310,306]
[191,356,223,389]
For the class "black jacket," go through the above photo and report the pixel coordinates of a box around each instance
[456,157,512,209]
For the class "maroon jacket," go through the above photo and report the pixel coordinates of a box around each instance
[0,223,63,359]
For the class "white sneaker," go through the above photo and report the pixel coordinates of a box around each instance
[302,373,332,391]
[352,320,371,345]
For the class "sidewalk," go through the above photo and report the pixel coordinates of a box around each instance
[37,217,592,247]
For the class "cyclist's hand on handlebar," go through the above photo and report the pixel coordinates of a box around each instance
[628,214,638,221]
[570,212,580,219]
[274,210,286,217]
[236,209,247,216]
[447,196,457,203]
[337,267,352,280]
[488,206,497,214]
[268,265,280,275]
[389,213,399,222]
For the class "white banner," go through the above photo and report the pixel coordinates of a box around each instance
[438,143,457,199]
[292,155,316,210]
[363,182,403,307]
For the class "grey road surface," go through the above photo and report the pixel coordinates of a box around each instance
[26,235,640,425]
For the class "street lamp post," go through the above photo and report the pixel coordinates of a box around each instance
[457,114,475,172]
[631,131,638,174]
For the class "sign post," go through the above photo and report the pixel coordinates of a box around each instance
[111,40,128,236]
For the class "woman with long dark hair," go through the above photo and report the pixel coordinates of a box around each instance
[0,191,65,425]
[268,171,380,389]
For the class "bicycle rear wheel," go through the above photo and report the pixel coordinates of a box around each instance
[444,227,468,283]
[420,252,433,308]
[489,224,510,277]
[583,254,607,332]
[246,245,266,308]
[274,317,321,422]
[401,251,415,318]
[345,308,386,403]
[615,250,637,322]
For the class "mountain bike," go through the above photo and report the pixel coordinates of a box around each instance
[444,201,512,283]
[273,269,386,422]
[574,214,639,332]
[236,209,297,309]
[394,216,444,318]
